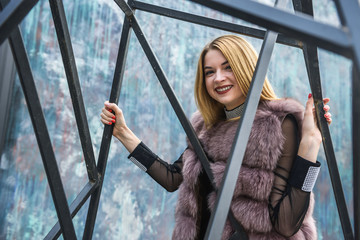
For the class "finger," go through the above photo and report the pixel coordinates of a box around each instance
[305,94,314,115]
[312,107,316,118]
[102,107,115,119]
[101,112,115,123]
[323,104,330,112]
[327,117,332,125]
[104,100,113,113]
[324,112,332,119]
[100,117,113,125]
[104,102,123,116]
[323,98,330,105]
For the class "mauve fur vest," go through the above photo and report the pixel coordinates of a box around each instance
[172,98,317,240]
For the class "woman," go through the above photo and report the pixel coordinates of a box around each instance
[100,35,331,239]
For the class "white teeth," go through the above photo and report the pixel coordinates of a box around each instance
[216,86,232,92]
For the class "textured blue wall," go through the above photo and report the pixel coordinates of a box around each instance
[0,0,353,239]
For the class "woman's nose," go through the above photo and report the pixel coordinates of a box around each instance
[214,71,225,82]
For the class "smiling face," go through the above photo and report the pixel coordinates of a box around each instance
[204,49,246,110]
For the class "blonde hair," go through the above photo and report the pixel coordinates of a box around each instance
[194,35,278,127]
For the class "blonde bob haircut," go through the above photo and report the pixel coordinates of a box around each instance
[194,35,278,127]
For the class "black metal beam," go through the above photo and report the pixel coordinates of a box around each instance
[204,29,279,239]
[332,0,360,98]
[302,27,355,240]
[353,65,360,240]
[44,181,98,240]
[292,1,354,238]
[0,40,16,161]
[189,0,353,59]
[130,0,301,49]
[6,27,76,239]
[48,0,99,182]
[82,10,133,240]
[0,0,39,45]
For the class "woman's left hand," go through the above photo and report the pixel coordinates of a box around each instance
[298,93,331,162]
[302,94,331,138]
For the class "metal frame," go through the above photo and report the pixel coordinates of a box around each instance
[1,6,77,240]
[0,0,359,239]
[353,64,360,239]
[48,0,99,183]
[0,40,16,163]
[293,0,353,238]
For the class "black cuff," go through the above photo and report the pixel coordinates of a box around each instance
[127,142,158,171]
[288,155,321,192]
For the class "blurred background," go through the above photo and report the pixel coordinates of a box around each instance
[0,0,354,239]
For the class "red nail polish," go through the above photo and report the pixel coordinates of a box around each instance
[109,122,112,125]
[108,109,112,112]
[324,113,329,118]
[112,119,115,123]
[308,93,312,99]
[112,116,115,119]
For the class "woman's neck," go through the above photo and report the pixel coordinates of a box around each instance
[224,103,245,120]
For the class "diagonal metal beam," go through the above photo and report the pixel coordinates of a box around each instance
[292,1,354,239]
[48,0,99,182]
[353,65,360,240]
[0,0,39,45]
[302,24,355,240]
[82,9,133,240]
[189,0,352,59]
[130,0,301,48]
[44,181,98,240]
[5,26,76,240]
[205,29,280,240]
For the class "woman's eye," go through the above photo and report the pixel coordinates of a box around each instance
[205,71,214,76]
[225,65,232,70]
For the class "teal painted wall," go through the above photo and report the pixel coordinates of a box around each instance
[0,0,353,239]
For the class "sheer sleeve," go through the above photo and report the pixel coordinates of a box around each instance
[269,115,320,237]
[127,142,184,192]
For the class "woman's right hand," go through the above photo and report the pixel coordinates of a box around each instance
[100,101,141,153]
[100,101,126,138]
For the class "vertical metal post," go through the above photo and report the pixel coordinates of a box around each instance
[48,0,99,182]
[353,65,360,240]
[7,27,76,240]
[0,40,16,161]
[332,0,360,74]
[82,13,132,240]
[292,1,354,239]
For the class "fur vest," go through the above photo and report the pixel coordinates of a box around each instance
[172,99,317,240]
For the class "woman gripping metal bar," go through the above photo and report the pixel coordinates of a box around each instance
[100,35,331,239]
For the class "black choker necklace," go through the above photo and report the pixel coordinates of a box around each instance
[225,103,245,120]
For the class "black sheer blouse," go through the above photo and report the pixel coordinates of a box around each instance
[128,116,320,237]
